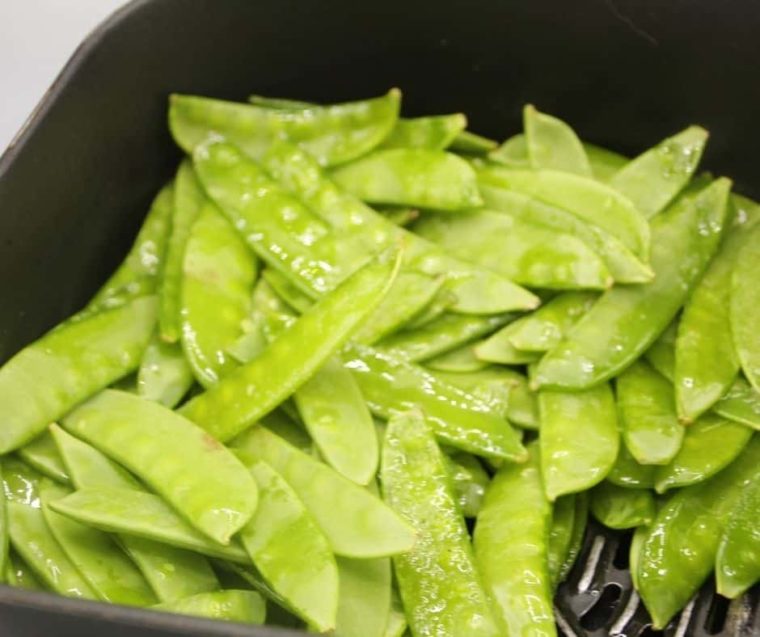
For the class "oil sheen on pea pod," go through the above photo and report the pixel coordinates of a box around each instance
[233,427,416,559]
[547,495,576,587]
[137,333,195,408]
[714,377,760,430]
[589,482,656,530]
[716,476,760,598]
[335,556,392,637]
[379,113,466,150]
[153,589,266,624]
[381,411,501,637]
[331,148,482,211]
[170,89,400,166]
[0,294,157,454]
[653,414,753,493]
[430,367,516,420]
[538,383,620,501]
[636,436,760,629]
[474,444,556,637]
[18,431,70,485]
[63,389,258,544]
[180,252,399,443]
[523,104,592,176]
[731,222,760,393]
[240,461,338,632]
[616,360,684,465]
[606,445,656,489]
[609,126,708,218]
[534,178,731,390]
[443,453,489,518]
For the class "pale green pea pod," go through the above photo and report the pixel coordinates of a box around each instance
[382,411,501,637]
[424,343,489,372]
[449,130,498,154]
[524,104,592,175]
[247,94,314,109]
[731,222,760,392]
[489,134,530,168]
[714,377,760,430]
[137,333,195,408]
[380,113,467,150]
[444,452,489,518]
[152,590,266,624]
[18,431,70,484]
[644,319,677,381]
[474,323,542,365]
[607,445,656,489]
[335,556,392,637]
[0,295,157,453]
[584,143,629,181]
[589,482,656,529]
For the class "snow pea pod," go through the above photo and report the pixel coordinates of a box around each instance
[335,556,391,637]
[0,462,6,583]
[589,481,655,530]
[382,411,500,637]
[153,589,266,624]
[610,127,708,218]
[0,295,157,453]
[731,222,760,392]
[170,89,400,166]
[262,268,313,313]
[376,206,419,227]
[524,104,592,175]
[232,427,416,558]
[63,389,258,544]
[429,367,514,420]
[534,178,730,390]
[616,360,684,465]
[489,133,530,168]
[474,444,555,637]
[557,493,589,585]
[584,143,629,181]
[547,495,576,587]
[653,414,752,493]
[644,319,677,381]
[444,452,489,518]
[606,445,656,489]
[539,383,619,500]
[714,377,760,430]
[424,343,488,372]
[137,333,194,408]
[380,113,466,150]
[331,148,482,211]
[449,130,498,154]
[18,431,70,484]
[6,552,45,590]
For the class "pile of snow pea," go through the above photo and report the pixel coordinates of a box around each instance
[0,88,759,637]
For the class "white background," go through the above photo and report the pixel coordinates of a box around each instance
[0,0,128,151]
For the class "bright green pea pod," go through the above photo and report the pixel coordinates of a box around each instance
[430,367,515,420]
[335,556,392,637]
[616,360,684,465]
[654,414,752,493]
[731,222,760,392]
[170,89,400,166]
[240,460,338,631]
[380,114,467,150]
[489,134,530,168]
[263,268,313,313]
[6,552,45,590]
[609,127,708,218]
[181,253,399,443]
[584,143,629,181]
[607,445,656,489]
[0,295,157,453]
[414,209,612,290]
[716,476,760,598]
[644,319,677,382]
[180,203,256,386]
[444,453,489,518]
[294,356,377,485]
[508,375,540,430]
[18,431,70,484]
[344,343,526,461]
[0,462,6,583]
[63,389,257,544]
[559,493,589,584]
[534,179,731,390]
[153,589,266,624]
[714,377,760,430]
[424,343,488,372]
[474,444,555,637]
[233,427,416,558]
[382,411,501,637]
[539,384,620,500]
[637,435,760,629]
[48,488,249,563]
[331,148,482,211]
[247,94,314,109]
[589,482,656,530]
[376,206,419,227]
[137,333,194,408]
[449,130,498,154]
[524,104,592,176]
[547,495,576,587]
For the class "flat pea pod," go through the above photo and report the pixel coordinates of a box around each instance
[424,343,489,372]
[380,113,466,150]
[606,445,656,489]
[616,360,684,465]
[376,206,420,227]
[547,495,577,587]
[430,367,515,420]
[557,493,589,584]
[524,104,592,175]
[489,134,530,168]
[331,148,482,211]
[263,268,313,313]
[444,453,489,518]
[180,202,256,386]
[653,414,752,493]
[644,319,677,382]
[233,427,416,558]
[63,389,257,544]
[636,436,760,629]
[6,552,45,590]
[382,411,501,637]
[0,295,157,453]
[589,482,656,529]
[170,89,400,166]
[716,476,760,598]
[180,253,399,442]
[473,444,555,637]
[335,556,392,637]
[240,460,338,632]
[344,342,527,461]
[18,431,70,484]
[294,355,377,485]
[609,126,708,218]
[539,383,620,500]
[584,143,629,181]
[137,333,194,408]
[247,94,314,109]
[449,130,498,154]
[714,377,760,430]
[0,462,6,583]
[731,222,760,392]
[153,589,266,624]
[534,179,730,390]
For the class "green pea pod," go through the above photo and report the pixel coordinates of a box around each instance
[558,493,589,584]
[18,431,70,485]
[344,343,526,461]
[233,427,416,558]
[247,94,314,109]
[449,130,498,154]
[0,462,6,583]
[644,319,677,382]
[547,495,576,587]
[64,389,257,544]
[380,114,467,150]
[335,556,392,637]
[653,414,752,493]
[616,360,684,465]
[609,127,708,218]
[153,589,266,624]
[474,444,555,637]
[0,295,157,453]
[424,343,489,372]
[716,476,760,598]
[607,445,656,489]
[137,333,194,408]
[507,375,540,430]
[489,134,530,168]
[443,453,489,518]
[170,89,400,166]
[714,377,760,430]
[637,435,760,629]
[262,268,313,313]
[524,104,592,175]
[430,367,516,419]
[731,222,760,392]
[376,206,419,227]
[331,148,482,211]
[382,411,500,637]
[240,460,338,631]
[6,552,45,590]
[584,143,629,181]
[589,482,655,530]
[534,178,731,390]
[539,384,620,500]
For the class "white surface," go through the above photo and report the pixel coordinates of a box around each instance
[0,0,129,151]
